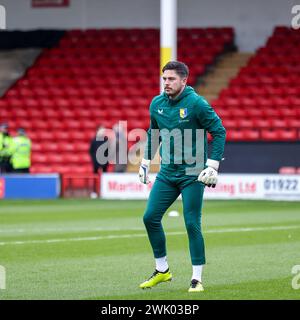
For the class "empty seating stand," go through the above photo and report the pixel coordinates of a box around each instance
[0,27,234,174]
[212,26,300,142]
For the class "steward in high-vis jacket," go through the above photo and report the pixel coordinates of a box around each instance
[11,128,31,173]
[0,123,14,174]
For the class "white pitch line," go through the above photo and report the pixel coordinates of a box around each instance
[206,225,300,233]
[1,223,299,235]
[0,225,299,246]
[0,226,145,234]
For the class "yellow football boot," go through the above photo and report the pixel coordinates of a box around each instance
[139,269,172,289]
[188,279,204,292]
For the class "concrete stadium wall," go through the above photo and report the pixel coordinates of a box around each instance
[1,0,297,51]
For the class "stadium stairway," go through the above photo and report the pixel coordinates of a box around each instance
[196,52,252,102]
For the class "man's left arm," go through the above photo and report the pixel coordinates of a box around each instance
[196,100,226,187]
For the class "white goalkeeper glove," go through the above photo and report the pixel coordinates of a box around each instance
[198,159,219,188]
[139,159,151,184]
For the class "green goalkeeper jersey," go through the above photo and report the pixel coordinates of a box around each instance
[144,86,226,176]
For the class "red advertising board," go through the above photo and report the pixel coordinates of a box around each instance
[0,178,5,198]
[32,0,69,7]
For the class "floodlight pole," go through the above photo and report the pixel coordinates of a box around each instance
[160,0,177,92]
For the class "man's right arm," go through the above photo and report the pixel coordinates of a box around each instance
[139,101,160,184]
[143,113,160,161]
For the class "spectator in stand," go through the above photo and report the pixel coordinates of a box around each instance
[11,128,32,173]
[0,123,14,174]
[89,126,114,173]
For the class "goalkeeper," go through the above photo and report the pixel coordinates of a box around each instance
[138,61,226,292]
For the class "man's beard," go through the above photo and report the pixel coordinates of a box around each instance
[165,87,181,98]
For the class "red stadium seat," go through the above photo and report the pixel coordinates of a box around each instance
[243,129,260,141]
[260,129,297,141]
[31,154,48,164]
[277,129,297,141]
[279,167,297,174]
[47,154,65,164]
[222,118,238,128]
[261,129,280,141]
[269,119,288,128]
[30,165,53,174]
[52,131,70,141]
[287,119,300,128]
[225,129,246,141]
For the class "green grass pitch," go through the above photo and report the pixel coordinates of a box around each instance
[0,199,300,300]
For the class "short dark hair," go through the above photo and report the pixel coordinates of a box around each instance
[162,61,189,78]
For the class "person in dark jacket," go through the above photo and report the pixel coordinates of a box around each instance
[89,126,112,173]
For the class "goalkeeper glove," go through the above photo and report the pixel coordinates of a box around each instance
[198,159,219,188]
[139,158,151,184]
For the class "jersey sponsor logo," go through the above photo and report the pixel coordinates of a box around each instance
[158,109,164,114]
[180,108,188,119]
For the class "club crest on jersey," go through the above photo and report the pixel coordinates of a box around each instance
[180,108,188,119]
